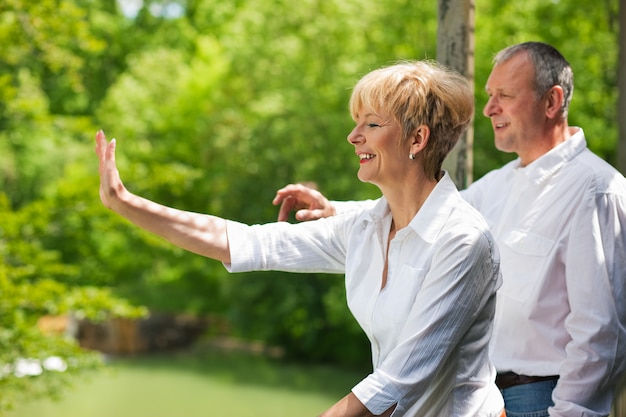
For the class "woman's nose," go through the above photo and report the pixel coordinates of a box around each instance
[347,126,362,144]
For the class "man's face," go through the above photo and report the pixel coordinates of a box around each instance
[483,53,549,165]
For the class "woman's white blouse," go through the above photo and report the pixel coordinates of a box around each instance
[224,173,504,416]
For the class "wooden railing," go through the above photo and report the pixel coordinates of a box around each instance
[38,313,214,355]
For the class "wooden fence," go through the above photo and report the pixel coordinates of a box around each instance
[38,313,215,355]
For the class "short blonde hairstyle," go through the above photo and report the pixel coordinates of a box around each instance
[349,61,473,180]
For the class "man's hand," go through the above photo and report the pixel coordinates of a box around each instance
[272,183,336,222]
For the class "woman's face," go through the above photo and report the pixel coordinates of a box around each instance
[347,109,406,188]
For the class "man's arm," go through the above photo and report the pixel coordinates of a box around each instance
[551,191,626,416]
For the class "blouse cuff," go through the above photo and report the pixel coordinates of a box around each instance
[352,372,400,415]
[222,219,256,273]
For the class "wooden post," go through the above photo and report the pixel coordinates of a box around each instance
[618,0,626,175]
[437,0,475,188]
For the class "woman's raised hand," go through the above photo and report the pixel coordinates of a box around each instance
[95,130,126,210]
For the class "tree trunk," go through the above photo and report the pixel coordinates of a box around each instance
[618,0,626,175]
[613,3,626,415]
[437,0,475,188]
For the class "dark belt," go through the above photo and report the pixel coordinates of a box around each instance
[495,372,559,390]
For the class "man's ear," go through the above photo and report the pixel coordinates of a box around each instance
[410,125,430,155]
[545,85,565,119]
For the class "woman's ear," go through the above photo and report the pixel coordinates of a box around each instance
[410,125,430,155]
[545,85,564,119]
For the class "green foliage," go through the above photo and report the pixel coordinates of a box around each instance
[225,272,370,368]
[0,0,110,117]
[0,192,146,414]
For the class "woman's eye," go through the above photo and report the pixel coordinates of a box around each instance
[367,123,380,128]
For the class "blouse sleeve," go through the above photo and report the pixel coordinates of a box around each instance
[223,214,356,274]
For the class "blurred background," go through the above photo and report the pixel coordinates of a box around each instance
[0,0,622,415]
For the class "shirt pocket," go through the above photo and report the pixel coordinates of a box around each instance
[498,229,555,302]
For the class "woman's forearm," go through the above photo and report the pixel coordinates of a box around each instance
[319,393,394,417]
[111,189,230,262]
[96,130,230,263]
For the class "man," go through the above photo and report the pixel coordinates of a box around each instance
[273,42,626,416]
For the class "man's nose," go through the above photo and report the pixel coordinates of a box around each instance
[483,97,499,118]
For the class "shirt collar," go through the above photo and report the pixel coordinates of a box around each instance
[361,171,459,244]
[514,127,587,184]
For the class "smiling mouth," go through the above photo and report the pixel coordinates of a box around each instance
[358,153,375,162]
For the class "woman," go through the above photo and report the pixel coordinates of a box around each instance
[96,60,504,416]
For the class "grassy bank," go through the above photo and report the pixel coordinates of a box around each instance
[7,345,366,417]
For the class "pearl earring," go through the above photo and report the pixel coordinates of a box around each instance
[409,153,415,160]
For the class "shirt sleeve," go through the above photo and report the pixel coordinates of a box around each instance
[332,199,378,215]
[353,225,501,414]
[550,186,626,416]
[460,168,500,209]
[223,215,353,274]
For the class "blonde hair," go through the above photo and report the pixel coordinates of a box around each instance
[349,61,473,180]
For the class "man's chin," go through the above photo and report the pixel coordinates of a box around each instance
[494,138,516,154]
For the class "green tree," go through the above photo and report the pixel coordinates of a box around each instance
[0,0,151,413]
[0,191,146,414]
